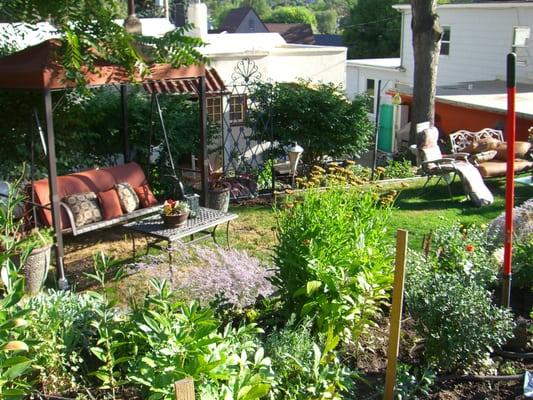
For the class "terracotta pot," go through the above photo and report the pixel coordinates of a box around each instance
[162,212,189,228]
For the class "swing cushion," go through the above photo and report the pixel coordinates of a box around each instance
[97,189,123,220]
[32,162,152,230]
[134,184,158,208]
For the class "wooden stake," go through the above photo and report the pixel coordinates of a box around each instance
[383,229,408,400]
[175,377,195,400]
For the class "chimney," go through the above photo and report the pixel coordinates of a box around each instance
[187,0,208,39]
[173,0,186,27]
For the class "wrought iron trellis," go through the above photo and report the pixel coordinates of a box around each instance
[215,58,275,195]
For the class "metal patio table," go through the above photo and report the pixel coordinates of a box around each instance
[124,207,238,261]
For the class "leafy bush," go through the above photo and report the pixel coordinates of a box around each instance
[0,87,217,197]
[265,319,355,400]
[427,222,497,287]
[273,186,394,342]
[406,272,514,373]
[511,234,533,289]
[24,290,103,394]
[380,159,415,180]
[395,363,436,400]
[250,81,373,164]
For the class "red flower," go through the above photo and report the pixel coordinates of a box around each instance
[466,244,475,252]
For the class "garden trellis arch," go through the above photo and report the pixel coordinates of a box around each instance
[215,58,275,193]
[0,38,216,288]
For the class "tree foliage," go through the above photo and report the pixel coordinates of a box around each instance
[343,0,401,58]
[316,10,338,34]
[265,6,317,28]
[250,81,373,164]
[0,0,206,86]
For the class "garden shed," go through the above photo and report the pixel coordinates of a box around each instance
[0,38,225,288]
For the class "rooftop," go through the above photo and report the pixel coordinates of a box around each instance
[346,58,402,69]
[398,80,533,119]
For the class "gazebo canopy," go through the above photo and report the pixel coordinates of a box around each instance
[0,38,225,94]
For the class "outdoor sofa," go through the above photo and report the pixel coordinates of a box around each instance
[449,128,533,178]
[31,162,161,236]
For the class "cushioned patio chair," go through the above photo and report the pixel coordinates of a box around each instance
[412,125,494,207]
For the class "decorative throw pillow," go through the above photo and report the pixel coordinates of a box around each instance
[115,182,140,213]
[495,141,532,161]
[97,189,123,220]
[63,192,103,227]
[469,150,497,165]
[475,138,501,153]
[134,184,158,208]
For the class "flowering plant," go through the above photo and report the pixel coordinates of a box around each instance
[162,199,190,216]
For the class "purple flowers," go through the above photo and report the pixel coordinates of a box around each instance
[175,247,276,309]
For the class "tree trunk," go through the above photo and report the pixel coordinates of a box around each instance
[409,0,442,145]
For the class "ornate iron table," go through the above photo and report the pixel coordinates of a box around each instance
[124,207,238,261]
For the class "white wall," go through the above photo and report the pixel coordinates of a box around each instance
[400,5,533,85]
[345,63,405,100]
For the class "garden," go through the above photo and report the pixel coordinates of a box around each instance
[1,161,533,399]
[0,66,532,400]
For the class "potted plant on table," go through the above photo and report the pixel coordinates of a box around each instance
[208,173,231,212]
[162,199,190,228]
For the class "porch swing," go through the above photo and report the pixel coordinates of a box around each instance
[0,38,225,287]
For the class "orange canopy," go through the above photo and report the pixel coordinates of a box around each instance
[0,39,207,90]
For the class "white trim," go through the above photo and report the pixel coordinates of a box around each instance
[393,3,533,11]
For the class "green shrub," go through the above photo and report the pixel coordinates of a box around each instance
[428,223,497,287]
[250,81,373,164]
[381,159,415,180]
[273,186,394,342]
[406,272,514,373]
[512,234,533,289]
[265,319,355,400]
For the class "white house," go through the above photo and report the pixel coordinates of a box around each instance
[346,1,533,144]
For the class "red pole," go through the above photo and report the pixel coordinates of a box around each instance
[502,53,516,308]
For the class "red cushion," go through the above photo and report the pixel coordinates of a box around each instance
[134,184,158,208]
[97,189,123,220]
[31,162,147,229]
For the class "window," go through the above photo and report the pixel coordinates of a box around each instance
[440,26,451,56]
[366,79,375,113]
[512,26,530,66]
[207,97,222,126]
[229,95,246,124]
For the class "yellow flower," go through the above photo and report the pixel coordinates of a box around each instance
[346,160,355,165]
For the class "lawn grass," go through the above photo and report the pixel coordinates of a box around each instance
[383,176,532,249]
[221,175,532,255]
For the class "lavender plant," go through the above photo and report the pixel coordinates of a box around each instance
[175,247,276,311]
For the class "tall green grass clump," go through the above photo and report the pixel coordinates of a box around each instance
[273,187,394,343]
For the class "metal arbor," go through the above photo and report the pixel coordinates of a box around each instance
[215,58,274,194]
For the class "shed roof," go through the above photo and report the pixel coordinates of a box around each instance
[0,39,210,91]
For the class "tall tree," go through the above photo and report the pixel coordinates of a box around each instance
[316,10,337,34]
[265,6,317,27]
[343,0,401,58]
[409,0,442,144]
[239,0,271,18]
